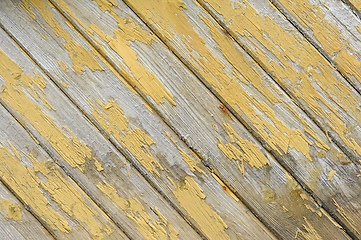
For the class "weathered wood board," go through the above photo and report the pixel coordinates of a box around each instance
[0,1,277,239]
[111,0,361,238]
[0,179,54,240]
[0,26,207,240]
[0,105,128,239]
[9,0,355,238]
[197,0,361,165]
[270,0,361,95]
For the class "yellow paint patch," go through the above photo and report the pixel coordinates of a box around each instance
[127,0,329,162]
[97,181,179,240]
[89,99,164,176]
[55,0,175,106]
[0,199,22,222]
[218,123,269,175]
[0,144,71,233]
[276,0,361,88]
[0,49,102,172]
[295,217,322,240]
[164,131,205,175]
[327,170,336,181]
[21,0,103,74]
[203,0,361,156]
[0,143,114,239]
[171,176,230,240]
[349,0,361,11]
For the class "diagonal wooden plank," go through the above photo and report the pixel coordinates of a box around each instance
[0,1,276,239]
[16,0,360,238]
[0,106,127,239]
[197,0,361,167]
[0,175,54,240]
[269,0,361,96]
[110,0,361,238]
[0,27,204,240]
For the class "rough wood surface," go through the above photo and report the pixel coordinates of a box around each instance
[0,105,128,239]
[0,1,277,239]
[114,0,361,238]
[0,179,53,240]
[270,0,361,95]
[0,24,207,240]
[31,0,356,238]
[198,0,361,165]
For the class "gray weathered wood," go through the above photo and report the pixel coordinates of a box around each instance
[0,180,54,240]
[6,0,357,239]
[0,1,276,239]
[0,27,205,240]
[0,105,128,239]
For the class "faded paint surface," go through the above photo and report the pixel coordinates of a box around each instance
[97,181,179,240]
[202,0,361,156]
[0,49,102,172]
[90,100,164,176]
[0,199,22,223]
[170,176,230,240]
[126,0,330,167]
[55,0,175,105]
[0,143,114,239]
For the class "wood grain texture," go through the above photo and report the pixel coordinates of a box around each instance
[0,179,54,240]
[0,105,127,240]
[26,0,360,239]
[270,0,361,95]
[198,0,361,165]
[116,0,361,238]
[0,1,276,239]
[0,26,204,240]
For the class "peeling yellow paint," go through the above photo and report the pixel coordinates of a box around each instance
[276,0,361,89]
[328,170,336,180]
[90,99,164,176]
[0,198,22,223]
[0,49,102,172]
[0,142,114,239]
[164,131,205,175]
[97,181,179,240]
[171,176,230,240]
[202,0,361,156]
[333,198,359,235]
[56,0,176,106]
[217,123,269,175]
[21,0,104,74]
[349,0,361,11]
[127,0,330,164]
[0,144,71,233]
[295,217,322,240]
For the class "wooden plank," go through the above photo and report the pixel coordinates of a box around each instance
[0,107,127,239]
[8,0,357,239]
[0,27,203,240]
[269,0,361,95]
[0,1,276,240]
[106,0,361,238]
[0,178,54,240]
[197,0,361,165]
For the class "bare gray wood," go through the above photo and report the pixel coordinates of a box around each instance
[7,0,357,239]
[0,1,275,240]
[0,180,54,240]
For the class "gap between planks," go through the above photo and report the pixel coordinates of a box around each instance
[0,22,204,240]
[119,0,360,238]
[0,5,257,240]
